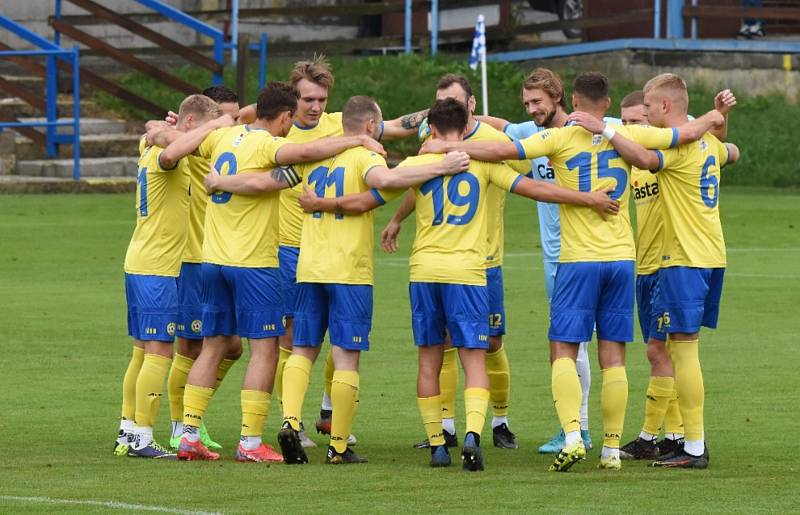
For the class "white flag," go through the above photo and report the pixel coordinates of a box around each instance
[469,15,486,71]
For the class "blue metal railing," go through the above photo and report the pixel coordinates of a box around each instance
[403,0,438,55]
[129,0,227,84]
[249,33,268,92]
[0,15,81,179]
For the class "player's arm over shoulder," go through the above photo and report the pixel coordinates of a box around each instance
[476,115,510,132]
[298,184,386,215]
[722,142,740,165]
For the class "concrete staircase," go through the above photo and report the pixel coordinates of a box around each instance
[2,74,141,181]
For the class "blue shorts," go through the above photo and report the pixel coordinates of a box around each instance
[549,261,635,343]
[410,282,489,349]
[293,283,373,351]
[654,266,725,334]
[177,262,204,340]
[279,245,300,318]
[487,266,505,337]
[125,273,178,342]
[544,260,558,302]
[201,263,285,339]
[636,272,666,342]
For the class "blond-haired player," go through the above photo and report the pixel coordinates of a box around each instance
[115,94,230,459]
[574,74,739,468]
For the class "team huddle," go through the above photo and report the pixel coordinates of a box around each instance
[114,56,739,472]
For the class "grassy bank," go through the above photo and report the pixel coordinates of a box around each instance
[96,54,799,187]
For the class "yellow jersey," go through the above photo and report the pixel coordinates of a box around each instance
[124,142,190,277]
[465,122,531,268]
[198,124,290,268]
[654,133,730,268]
[422,120,530,268]
[280,112,344,247]
[182,154,210,264]
[631,167,662,275]
[516,124,678,263]
[406,154,523,285]
[295,147,388,285]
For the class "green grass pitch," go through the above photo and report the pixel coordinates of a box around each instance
[0,187,798,513]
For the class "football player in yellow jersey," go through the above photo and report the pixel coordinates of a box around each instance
[576,74,740,469]
[279,59,344,446]
[615,89,735,463]
[168,82,385,463]
[203,95,470,464]
[115,94,230,459]
[310,98,619,470]
[239,58,415,445]
[145,86,244,452]
[421,73,725,471]
[381,74,528,451]
[617,90,686,461]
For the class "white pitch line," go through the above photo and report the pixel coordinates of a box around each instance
[0,496,221,515]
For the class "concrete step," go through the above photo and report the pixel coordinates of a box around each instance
[0,97,99,119]
[14,133,141,160]
[15,156,139,178]
[0,75,43,91]
[17,117,127,136]
[0,175,135,194]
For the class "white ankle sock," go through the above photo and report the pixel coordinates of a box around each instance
[564,430,581,447]
[601,446,619,460]
[639,431,657,441]
[171,421,184,440]
[491,416,508,429]
[183,424,200,443]
[321,392,333,411]
[133,426,153,449]
[240,435,262,451]
[684,439,704,456]
[442,418,456,435]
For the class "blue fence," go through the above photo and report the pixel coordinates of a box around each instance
[0,14,81,179]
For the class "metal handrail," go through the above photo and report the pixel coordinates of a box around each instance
[0,46,81,179]
[130,0,226,84]
[53,0,228,84]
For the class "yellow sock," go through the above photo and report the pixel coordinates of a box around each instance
[330,370,359,453]
[274,346,292,402]
[121,346,144,421]
[464,387,490,436]
[183,384,214,428]
[323,350,334,399]
[439,348,458,419]
[417,396,445,446]
[486,344,510,417]
[134,353,171,428]
[668,338,704,441]
[282,354,312,431]
[642,376,673,436]
[601,366,628,449]
[664,384,684,435]
[241,389,271,437]
[551,357,582,434]
[214,358,237,390]
[167,354,194,422]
